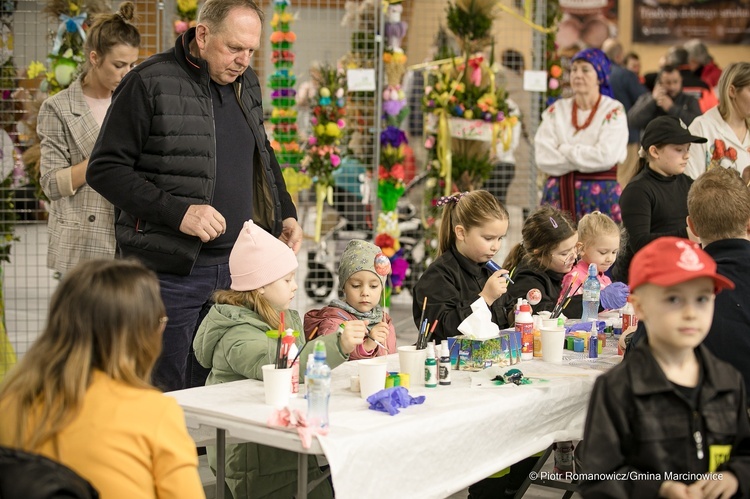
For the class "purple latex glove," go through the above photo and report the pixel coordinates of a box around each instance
[366,386,426,415]
[601,282,629,310]
[565,321,606,335]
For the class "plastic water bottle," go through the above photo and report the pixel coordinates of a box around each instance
[306,340,331,430]
[581,263,600,322]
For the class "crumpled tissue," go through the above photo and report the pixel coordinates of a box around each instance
[267,407,328,449]
[457,298,499,340]
[366,386,425,415]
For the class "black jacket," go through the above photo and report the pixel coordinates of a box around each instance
[579,342,750,498]
[627,91,702,132]
[412,246,509,341]
[503,261,583,321]
[0,446,99,499]
[627,238,750,399]
[87,28,295,275]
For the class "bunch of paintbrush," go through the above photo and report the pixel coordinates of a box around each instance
[416,319,438,350]
[551,272,579,319]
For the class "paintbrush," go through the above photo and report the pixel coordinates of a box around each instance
[562,282,584,312]
[424,320,439,345]
[292,326,318,367]
[337,310,387,352]
[552,272,579,318]
[417,296,427,339]
[275,311,285,368]
[417,318,428,350]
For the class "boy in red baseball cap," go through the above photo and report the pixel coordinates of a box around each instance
[579,237,750,499]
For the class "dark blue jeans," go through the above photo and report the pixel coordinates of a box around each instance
[152,263,230,392]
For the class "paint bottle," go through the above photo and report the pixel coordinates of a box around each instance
[439,341,452,386]
[533,316,543,358]
[516,303,534,361]
[514,298,523,320]
[622,300,638,331]
[425,342,437,388]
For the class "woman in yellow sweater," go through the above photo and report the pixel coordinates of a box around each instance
[0,259,205,499]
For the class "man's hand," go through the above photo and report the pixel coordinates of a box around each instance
[280,217,303,254]
[653,85,674,111]
[179,205,226,242]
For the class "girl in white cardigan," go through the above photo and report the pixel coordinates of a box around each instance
[687,62,750,179]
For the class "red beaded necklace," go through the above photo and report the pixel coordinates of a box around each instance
[572,94,602,135]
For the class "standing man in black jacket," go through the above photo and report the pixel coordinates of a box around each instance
[87,0,302,392]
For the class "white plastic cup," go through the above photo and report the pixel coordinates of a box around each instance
[261,364,293,407]
[358,357,388,399]
[398,345,428,386]
[542,318,560,329]
[540,328,565,364]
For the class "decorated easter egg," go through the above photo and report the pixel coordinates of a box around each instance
[526,288,542,306]
[319,87,331,98]
[374,252,392,276]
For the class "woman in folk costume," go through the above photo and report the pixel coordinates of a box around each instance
[535,48,628,222]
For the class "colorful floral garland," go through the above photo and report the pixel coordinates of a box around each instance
[300,64,346,242]
[375,0,410,297]
[268,0,308,200]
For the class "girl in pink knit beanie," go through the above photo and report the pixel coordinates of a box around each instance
[193,221,364,498]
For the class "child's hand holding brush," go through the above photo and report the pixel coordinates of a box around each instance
[337,319,367,354]
[365,322,390,353]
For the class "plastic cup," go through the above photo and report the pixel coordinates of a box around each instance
[358,357,387,399]
[398,345,427,386]
[540,328,565,364]
[261,364,293,407]
[542,318,560,329]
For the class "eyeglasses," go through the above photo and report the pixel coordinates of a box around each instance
[553,249,578,265]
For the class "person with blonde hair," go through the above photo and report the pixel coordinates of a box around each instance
[560,211,628,310]
[687,62,750,179]
[194,220,362,498]
[39,2,140,275]
[0,259,204,498]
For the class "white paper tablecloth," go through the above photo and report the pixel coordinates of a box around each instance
[170,354,608,499]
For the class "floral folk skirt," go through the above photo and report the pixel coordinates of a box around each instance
[542,176,622,223]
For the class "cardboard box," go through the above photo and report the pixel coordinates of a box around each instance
[446,331,522,371]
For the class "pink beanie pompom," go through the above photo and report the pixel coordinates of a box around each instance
[229,220,299,291]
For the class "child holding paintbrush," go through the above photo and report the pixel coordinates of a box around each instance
[413,190,511,342]
[193,221,361,498]
[305,240,397,359]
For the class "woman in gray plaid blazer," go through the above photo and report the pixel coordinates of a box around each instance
[38,2,140,274]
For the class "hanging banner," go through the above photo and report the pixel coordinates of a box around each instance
[632,0,750,44]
